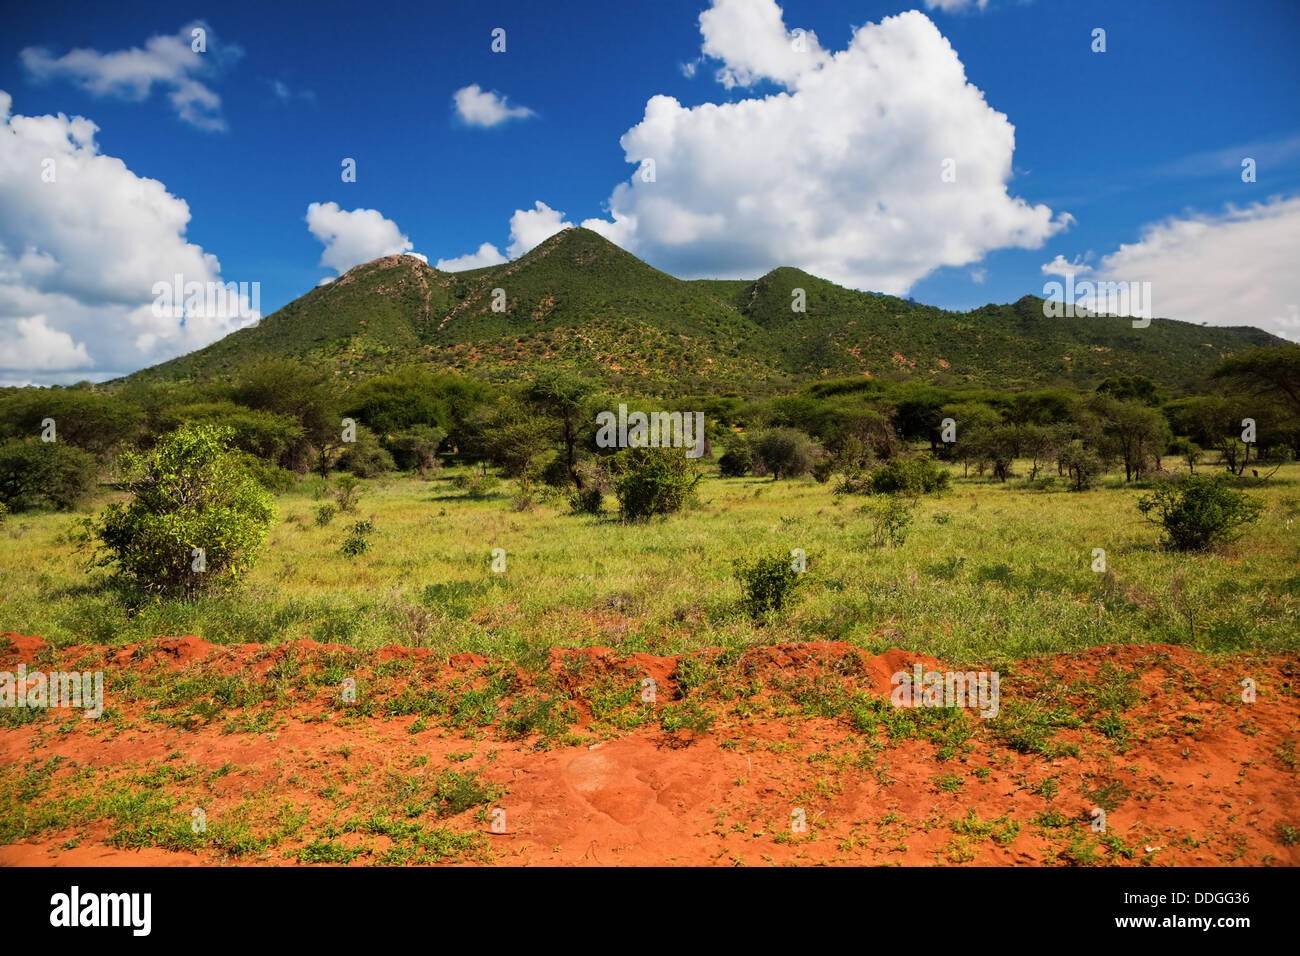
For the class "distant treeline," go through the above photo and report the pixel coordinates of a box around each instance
[1,345,1297,511]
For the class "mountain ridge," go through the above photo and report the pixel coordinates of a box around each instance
[120,228,1287,396]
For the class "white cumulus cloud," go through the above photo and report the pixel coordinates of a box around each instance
[452,84,534,127]
[577,4,1065,292]
[0,91,257,385]
[1041,254,1093,278]
[20,22,242,131]
[457,2,1065,293]
[698,0,830,88]
[506,202,574,258]
[0,315,91,373]
[436,201,576,270]
[305,202,423,276]
[435,242,508,272]
[1055,197,1300,341]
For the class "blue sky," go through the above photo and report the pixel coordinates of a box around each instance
[1,0,1298,383]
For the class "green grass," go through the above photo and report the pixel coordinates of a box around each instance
[3,459,1298,666]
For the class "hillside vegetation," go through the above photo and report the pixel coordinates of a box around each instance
[121,228,1284,396]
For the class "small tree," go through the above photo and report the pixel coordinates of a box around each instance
[524,369,601,490]
[89,424,274,598]
[386,424,447,475]
[0,438,98,511]
[1137,475,1263,551]
[755,428,818,480]
[1169,437,1203,474]
[1059,442,1103,491]
[613,447,701,521]
[333,474,362,512]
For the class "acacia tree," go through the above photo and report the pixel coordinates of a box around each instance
[1087,395,1170,481]
[230,359,342,473]
[1214,345,1300,416]
[940,401,1002,477]
[524,370,602,490]
[471,399,553,489]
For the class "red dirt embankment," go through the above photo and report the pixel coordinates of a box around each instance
[1,632,1296,866]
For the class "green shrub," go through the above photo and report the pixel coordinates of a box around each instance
[315,503,338,526]
[0,438,98,511]
[1137,475,1264,551]
[733,552,803,620]
[237,453,297,493]
[453,471,500,498]
[857,456,950,496]
[568,487,604,515]
[660,700,716,736]
[333,475,362,513]
[863,496,916,547]
[336,425,395,478]
[88,424,274,598]
[613,447,701,521]
[340,520,374,557]
[754,428,818,480]
[718,443,753,478]
[541,455,575,489]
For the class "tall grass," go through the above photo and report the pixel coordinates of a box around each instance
[2,461,1297,667]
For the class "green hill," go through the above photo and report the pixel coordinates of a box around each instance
[124,227,1286,396]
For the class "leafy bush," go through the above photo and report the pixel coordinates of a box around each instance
[613,447,701,521]
[856,456,950,496]
[754,428,818,480]
[660,700,716,736]
[452,471,501,498]
[340,519,374,557]
[336,425,395,477]
[315,503,338,526]
[568,487,604,515]
[0,438,98,511]
[733,552,803,620]
[236,453,297,493]
[1137,475,1264,551]
[542,454,576,489]
[88,424,274,597]
[718,443,753,478]
[863,496,916,547]
[333,475,362,513]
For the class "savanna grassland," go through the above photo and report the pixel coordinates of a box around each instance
[3,460,1299,663]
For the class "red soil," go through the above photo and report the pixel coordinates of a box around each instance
[1,632,1296,867]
